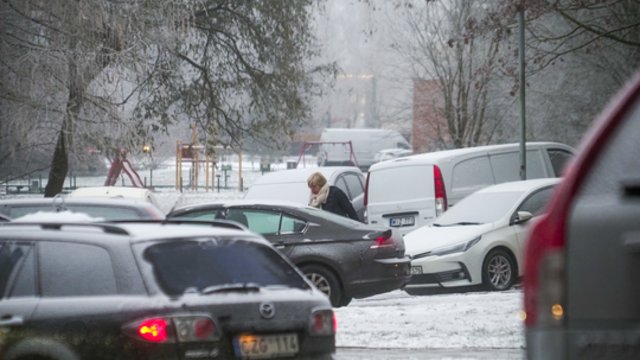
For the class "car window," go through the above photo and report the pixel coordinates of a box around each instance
[517,186,555,216]
[232,209,280,235]
[435,191,523,225]
[342,173,364,198]
[451,156,494,193]
[143,240,309,296]
[0,242,35,298]
[228,208,306,235]
[334,176,350,198]
[39,241,117,297]
[490,150,546,182]
[547,148,574,176]
[280,214,307,234]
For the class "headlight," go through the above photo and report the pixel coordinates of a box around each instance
[430,236,481,256]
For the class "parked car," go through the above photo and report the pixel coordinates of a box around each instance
[524,72,640,359]
[373,148,414,163]
[244,166,366,222]
[404,178,559,294]
[0,220,335,360]
[0,196,165,221]
[365,141,575,235]
[68,186,161,209]
[167,200,412,307]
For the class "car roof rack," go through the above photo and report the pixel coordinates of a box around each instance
[0,222,130,235]
[105,219,247,231]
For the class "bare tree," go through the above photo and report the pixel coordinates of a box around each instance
[0,0,331,195]
[391,1,506,150]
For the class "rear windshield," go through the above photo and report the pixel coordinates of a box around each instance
[142,239,309,296]
[369,164,434,202]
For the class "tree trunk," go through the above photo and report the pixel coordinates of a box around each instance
[43,128,68,197]
[44,53,82,197]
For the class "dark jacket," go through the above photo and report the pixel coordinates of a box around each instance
[322,186,359,221]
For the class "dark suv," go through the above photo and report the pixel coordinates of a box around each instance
[0,221,335,360]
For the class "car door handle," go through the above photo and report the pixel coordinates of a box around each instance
[622,178,640,197]
[0,315,24,326]
[623,232,640,253]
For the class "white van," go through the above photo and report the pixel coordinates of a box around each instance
[317,128,411,170]
[365,142,576,235]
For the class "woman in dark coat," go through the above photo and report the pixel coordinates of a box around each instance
[307,171,360,221]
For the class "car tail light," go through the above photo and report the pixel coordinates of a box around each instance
[369,229,394,249]
[309,308,336,336]
[433,165,447,217]
[523,215,566,328]
[364,172,370,208]
[137,318,169,343]
[124,315,220,343]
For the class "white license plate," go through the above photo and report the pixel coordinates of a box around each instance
[233,333,299,359]
[390,216,415,227]
[411,266,423,275]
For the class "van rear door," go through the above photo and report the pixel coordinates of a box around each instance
[366,163,436,236]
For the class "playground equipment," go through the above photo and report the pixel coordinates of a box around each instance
[104,148,145,188]
[175,141,216,191]
[175,123,249,192]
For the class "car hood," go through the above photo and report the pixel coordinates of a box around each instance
[404,223,495,255]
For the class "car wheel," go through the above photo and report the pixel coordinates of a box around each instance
[300,264,342,307]
[482,249,516,291]
[338,295,352,307]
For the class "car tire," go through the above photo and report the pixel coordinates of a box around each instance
[5,338,81,360]
[300,264,342,307]
[338,295,352,307]
[482,249,516,291]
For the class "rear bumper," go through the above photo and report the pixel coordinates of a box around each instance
[346,256,412,298]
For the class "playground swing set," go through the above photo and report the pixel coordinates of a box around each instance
[103,124,244,192]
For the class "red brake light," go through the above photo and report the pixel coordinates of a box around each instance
[309,309,336,336]
[126,315,220,344]
[138,318,169,343]
[370,230,394,249]
[364,172,370,208]
[433,165,447,216]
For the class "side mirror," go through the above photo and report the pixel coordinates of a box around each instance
[511,211,533,225]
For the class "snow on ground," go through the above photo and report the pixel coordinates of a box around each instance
[335,289,523,350]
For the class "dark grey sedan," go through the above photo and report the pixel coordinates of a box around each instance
[168,200,412,307]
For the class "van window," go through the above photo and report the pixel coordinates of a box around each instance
[547,148,574,176]
[490,150,546,182]
[451,156,494,194]
[369,165,433,202]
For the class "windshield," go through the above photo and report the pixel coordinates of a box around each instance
[142,239,309,296]
[434,191,522,225]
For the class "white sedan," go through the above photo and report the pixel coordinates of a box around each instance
[404,178,560,294]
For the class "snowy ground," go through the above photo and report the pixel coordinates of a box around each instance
[2,156,525,352]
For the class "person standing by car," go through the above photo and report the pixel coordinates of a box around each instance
[307,171,360,221]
